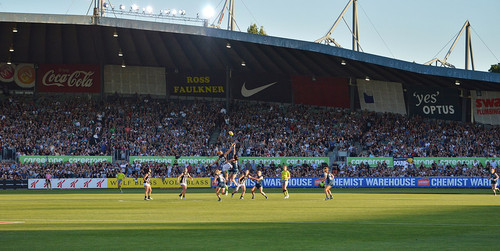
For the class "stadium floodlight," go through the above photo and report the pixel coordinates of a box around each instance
[241,61,246,67]
[455,80,460,86]
[121,60,126,68]
[7,57,12,65]
[9,45,14,52]
[113,31,118,38]
[131,4,139,12]
[118,50,123,57]
[180,10,186,15]
[202,5,215,19]
[365,76,370,81]
[171,9,178,16]
[226,43,231,49]
[145,6,154,14]
[341,60,346,65]
[12,27,18,33]
[103,2,110,8]
[120,4,126,10]
[164,9,171,15]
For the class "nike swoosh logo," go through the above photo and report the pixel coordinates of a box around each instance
[241,82,277,97]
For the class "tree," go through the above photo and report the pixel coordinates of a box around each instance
[489,63,500,73]
[247,23,267,36]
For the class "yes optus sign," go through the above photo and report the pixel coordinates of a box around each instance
[408,86,461,121]
[37,64,101,93]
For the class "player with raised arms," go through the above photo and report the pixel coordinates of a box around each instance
[323,167,334,200]
[177,168,193,200]
[232,169,250,199]
[281,165,291,199]
[143,168,153,200]
[250,170,268,199]
[213,169,226,201]
[209,142,236,195]
[489,168,499,196]
[228,144,240,190]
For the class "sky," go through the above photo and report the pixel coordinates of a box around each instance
[0,0,499,72]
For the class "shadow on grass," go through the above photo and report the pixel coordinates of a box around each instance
[1,205,499,251]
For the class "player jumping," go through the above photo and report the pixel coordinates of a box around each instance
[209,142,235,195]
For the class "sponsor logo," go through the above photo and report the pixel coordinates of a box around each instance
[84,179,92,188]
[0,63,15,82]
[241,82,277,97]
[70,179,79,188]
[475,98,500,108]
[30,180,39,188]
[42,70,95,88]
[57,180,66,188]
[418,178,430,186]
[14,64,35,88]
[314,178,324,187]
[97,180,105,188]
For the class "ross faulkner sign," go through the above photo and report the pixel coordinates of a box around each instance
[37,64,101,93]
[407,86,461,121]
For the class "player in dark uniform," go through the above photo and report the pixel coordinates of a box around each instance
[213,169,226,201]
[323,167,334,200]
[489,168,499,196]
[232,169,250,199]
[209,143,235,195]
[177,168,193,200]
[228,149,240,191]
[143,168,152,200]
[250,170,268,199]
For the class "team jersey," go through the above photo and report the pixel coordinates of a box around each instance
[179,174,188,184]
[324,173,334,183]
[218,155,227,164]
[255,175,264,186]
[216,173,225,184]
[239,174,249,185]
[231,162,239,171]
[117,173,125,180]
[144,175,150,184]
[491,172,498,180]
[281,170,290,181]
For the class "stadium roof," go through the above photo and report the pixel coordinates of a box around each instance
[1,12,500,91]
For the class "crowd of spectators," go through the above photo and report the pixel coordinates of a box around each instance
[1,159,497,180]
[1,94,498,159]
[1,94,499,180]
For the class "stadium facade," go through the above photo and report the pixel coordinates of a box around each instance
[1,12,499,126]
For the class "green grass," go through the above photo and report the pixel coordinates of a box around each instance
[1,188,499,250]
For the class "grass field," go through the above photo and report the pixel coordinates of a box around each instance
[1,188,499,250]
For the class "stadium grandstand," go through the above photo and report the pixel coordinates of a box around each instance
[0,7,499,183]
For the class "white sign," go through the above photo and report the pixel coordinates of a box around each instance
[28,178,107,189]
[357,79,406,115]
[472,91,500,125]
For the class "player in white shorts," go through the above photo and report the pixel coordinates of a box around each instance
[177,168,193,199]
[143,168,152,200]
[231,169,250,199]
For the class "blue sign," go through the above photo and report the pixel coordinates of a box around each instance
[211,177,490,188]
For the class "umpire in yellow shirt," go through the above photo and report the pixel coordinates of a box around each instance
[281,165,291,199]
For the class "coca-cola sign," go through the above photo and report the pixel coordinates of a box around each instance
[37,64,101,93]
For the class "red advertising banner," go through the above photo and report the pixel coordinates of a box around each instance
[37,64,101,93]
[292,76,349,107]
